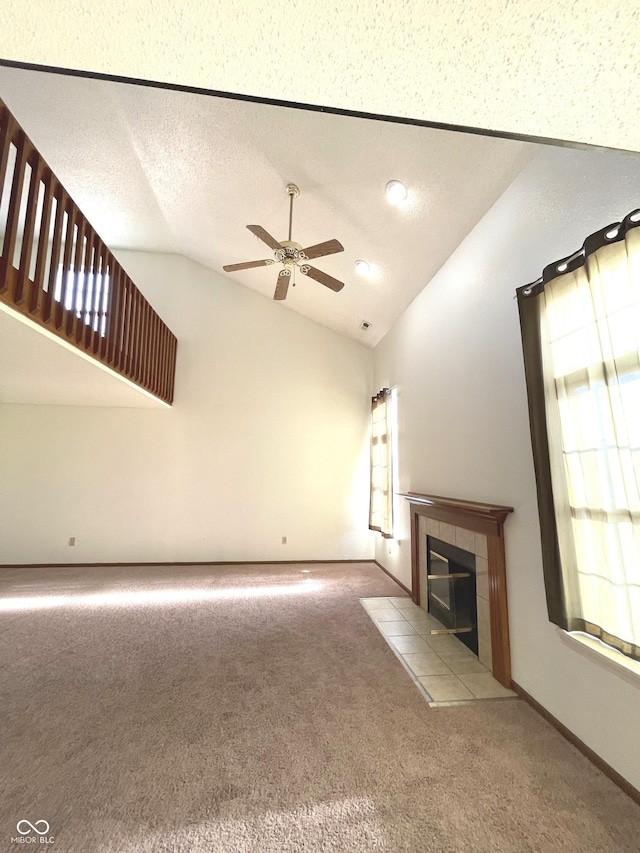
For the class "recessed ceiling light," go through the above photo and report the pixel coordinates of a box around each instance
[386,180,407,203]
[355,260,370,275]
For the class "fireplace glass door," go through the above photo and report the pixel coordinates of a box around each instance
[427,537,478,655]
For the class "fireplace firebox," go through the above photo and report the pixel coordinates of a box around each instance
[427,536,478,655]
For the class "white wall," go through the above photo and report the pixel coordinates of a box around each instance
[0,252,374,564]
[373,144,640,789]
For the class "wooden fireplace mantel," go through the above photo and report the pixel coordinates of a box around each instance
[401,492,514,687]
[400,492,513,536]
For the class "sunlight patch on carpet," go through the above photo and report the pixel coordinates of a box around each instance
[0,579,323,612]
[122,797,385,853]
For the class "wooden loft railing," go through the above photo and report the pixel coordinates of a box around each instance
[0,98,177,405]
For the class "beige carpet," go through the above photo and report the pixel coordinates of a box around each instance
[0,561,638,852]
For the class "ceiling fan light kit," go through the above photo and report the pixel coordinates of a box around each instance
[223,184,345,301]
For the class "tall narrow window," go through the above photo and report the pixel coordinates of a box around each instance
[518,209,640,662]
[369,387,395,538]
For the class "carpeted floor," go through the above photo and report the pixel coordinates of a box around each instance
[0,561,638,852]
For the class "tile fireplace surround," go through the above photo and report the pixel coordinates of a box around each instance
[402,493,514,688]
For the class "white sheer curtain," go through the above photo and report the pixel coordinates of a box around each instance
[369,388,394,539]
[541,228,640,656]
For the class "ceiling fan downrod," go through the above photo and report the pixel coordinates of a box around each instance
[286,183,299,242]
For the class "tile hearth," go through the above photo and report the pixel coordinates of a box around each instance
[361,596,517,706]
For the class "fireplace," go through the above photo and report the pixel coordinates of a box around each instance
[402,492,514,687]
[427,536,477,655]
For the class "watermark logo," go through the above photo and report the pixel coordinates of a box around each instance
[17,822,49,836]
[11,820,54,844]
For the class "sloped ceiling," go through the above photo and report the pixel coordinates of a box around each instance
[0,66,536,345]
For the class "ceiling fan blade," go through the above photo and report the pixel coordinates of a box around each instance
[274,269,291,301]
[223,259,273,272]
[300,264,344,292]
[247,225,283,252]
[301,239,344,260]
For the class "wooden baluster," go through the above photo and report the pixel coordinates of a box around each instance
[142,299,151,389]
[140,292,148,386]
[165,328,173,404]
[94,242,106,353]
[157,318,166,397]
[67,217,87,339]
[147,309,155,394]
[162,331,168,401]
[139,297,147,388]
[107,264,124,367]
[77,226,91,346]
[0,109,15,282]
[15,147,40,306]
[167,330,176,404]
[98,249,109,353]
[0,106,13,221]
[124,282,135,377]
[93,245,106,355]
[168,334,177,403]
[58,200,77,332]
[100,248,111,356]
[122,279,135,376]
[149,305,156,393]
[132,287,143,381]
[125,279,136,377]
[93,246,111,361]
[136,293,145,385]
[81,232,98,349]
[114,271,126,371]
[118,270,130,372]
[43,185,65,327]
[151,311,159,397]
[79,233,92,348]
[0,129,27,297]
[30,167,54,318]
[136,289,146,383]
[173,335,178,403]
[87,238,98,349]
[156,321,164,401]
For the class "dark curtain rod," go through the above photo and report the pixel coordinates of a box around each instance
[518,207,640,298]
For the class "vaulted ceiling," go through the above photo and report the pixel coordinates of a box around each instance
[0,66,537,346]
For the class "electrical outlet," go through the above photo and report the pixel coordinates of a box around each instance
[281,536,287,545]
[69,537,76,546]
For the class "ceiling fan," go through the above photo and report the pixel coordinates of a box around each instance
[223,184,345,301]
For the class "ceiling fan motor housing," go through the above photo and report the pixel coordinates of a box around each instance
[277,241,306,266]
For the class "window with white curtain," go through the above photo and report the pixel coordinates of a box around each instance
[518,210,640,663]
[369,387,395,539]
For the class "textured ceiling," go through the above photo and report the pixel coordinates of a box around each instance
[0,67,535,345]
[2,1,640,152]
